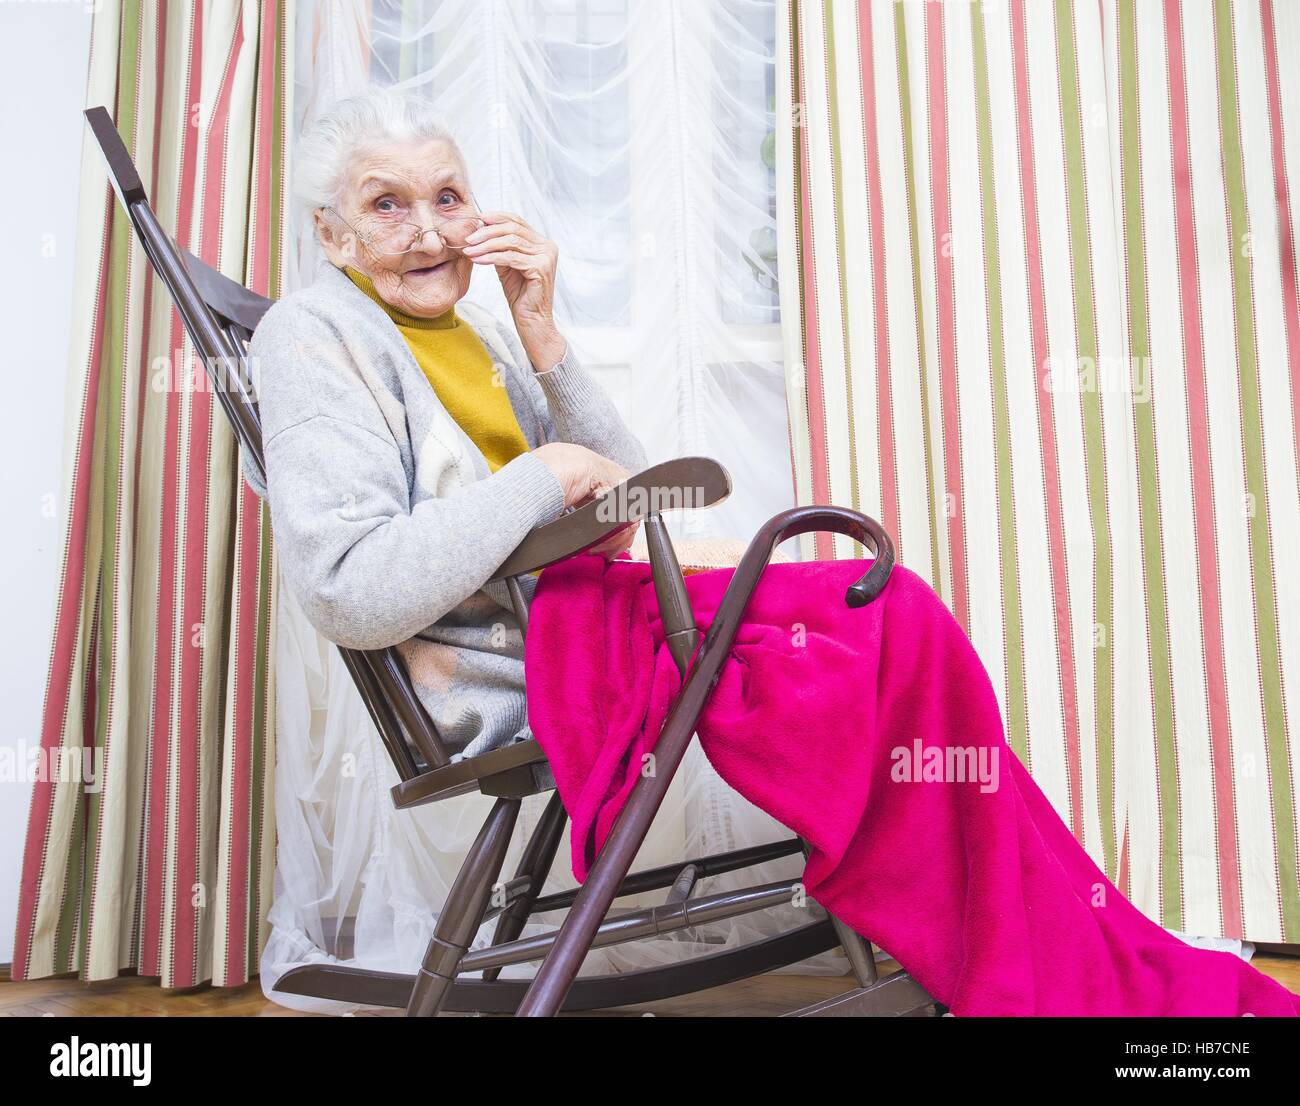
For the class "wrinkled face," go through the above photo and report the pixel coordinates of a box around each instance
[315,138,475,318]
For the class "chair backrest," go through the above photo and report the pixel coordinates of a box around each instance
[85,106,451,781]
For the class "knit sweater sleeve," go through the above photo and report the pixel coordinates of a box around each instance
[252,298,566,651]
[477,311,649,474]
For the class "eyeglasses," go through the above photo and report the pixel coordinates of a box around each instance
[324,194,484,258]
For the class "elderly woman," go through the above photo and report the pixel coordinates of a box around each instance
[246,90,646,760]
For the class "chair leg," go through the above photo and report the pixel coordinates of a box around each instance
[799,837,877,986]
[483,790,568,982]
[833,920,878,987]
[406,797,521,1017]
[515,697,705,1016]
[831,918,878,987]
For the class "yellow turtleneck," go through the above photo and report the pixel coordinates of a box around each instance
[345,268,530,473]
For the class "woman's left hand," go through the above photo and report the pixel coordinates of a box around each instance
[462,212,565,368]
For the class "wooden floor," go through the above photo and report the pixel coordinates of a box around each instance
[0,965,871,1018]
[3,952,1298,1017]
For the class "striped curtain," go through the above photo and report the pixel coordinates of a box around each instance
[777,0,1299,943]
[13,0,290,988]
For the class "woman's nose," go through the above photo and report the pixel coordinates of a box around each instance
[406,218,452,255]
[409,199,449,228]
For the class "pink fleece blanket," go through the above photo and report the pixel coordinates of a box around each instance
[524,554,1299,1016]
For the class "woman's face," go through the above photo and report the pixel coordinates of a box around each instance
[315,138,475,318]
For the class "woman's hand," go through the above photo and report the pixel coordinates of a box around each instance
[533,443,639,557]
[461,211,566,370]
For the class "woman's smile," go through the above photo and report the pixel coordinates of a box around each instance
[401,260,451,279]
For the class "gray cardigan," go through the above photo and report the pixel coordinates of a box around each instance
[243,262,647,758]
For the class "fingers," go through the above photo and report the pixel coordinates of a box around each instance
[611,520,640,556]
[534,443,630,511]
[591,459,631,500]
[589,520,640,559]
[463,242,558,277]
[464,215,542,248]
[470,212,532,237]
[464,227,555,256]
[463,230,529,254]
[464,248,535,269]
[573,472,610,507]
[571,458,629,509]
[464,219,557,264]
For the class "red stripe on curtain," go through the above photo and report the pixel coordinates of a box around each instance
[1009,0,1083,803]
[142,3,205,984]
[251,5,277,296]
[794,7,833,558]
[1162,0,1242,937]
[855,3,900,554]
[924,1,968,632]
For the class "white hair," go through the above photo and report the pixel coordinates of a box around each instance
[294,89,463,211]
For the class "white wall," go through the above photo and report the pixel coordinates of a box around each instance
[0,4,94,965]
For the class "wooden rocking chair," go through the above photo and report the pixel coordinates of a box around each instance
[86,105,935,1018]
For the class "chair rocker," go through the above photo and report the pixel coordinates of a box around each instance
[86,105,936,1018]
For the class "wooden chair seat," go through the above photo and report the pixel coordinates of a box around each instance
[391,737,550,808]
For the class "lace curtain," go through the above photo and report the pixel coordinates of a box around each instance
[263,0,841,1011]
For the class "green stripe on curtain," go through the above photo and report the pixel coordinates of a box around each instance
[14,0,290,988]
[1117,0,1181,930]
[970,2,1028,765]
[777,0,1300,942]
[892,2,940,587]
[1055,0,1115,856]
[820,0,863,531]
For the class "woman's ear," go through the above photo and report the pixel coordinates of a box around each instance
[314,209,350,268]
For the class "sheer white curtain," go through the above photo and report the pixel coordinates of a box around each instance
[262,0,842,1011]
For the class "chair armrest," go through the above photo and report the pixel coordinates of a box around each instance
[488,456,732,582]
